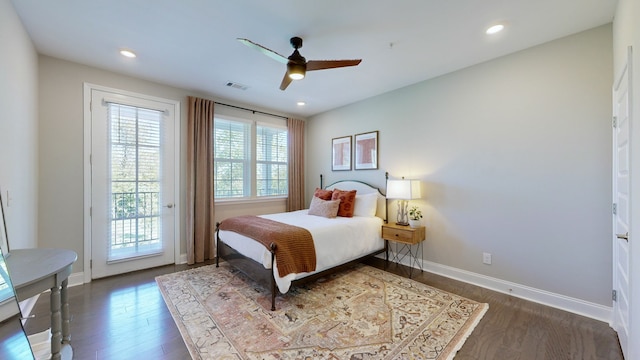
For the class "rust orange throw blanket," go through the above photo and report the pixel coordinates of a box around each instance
[219,215,316,277]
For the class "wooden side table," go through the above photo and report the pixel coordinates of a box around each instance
[382,223,426,278]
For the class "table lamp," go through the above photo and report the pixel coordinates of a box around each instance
[386,178,421,226]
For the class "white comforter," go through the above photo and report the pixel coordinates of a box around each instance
[218,210,384,293]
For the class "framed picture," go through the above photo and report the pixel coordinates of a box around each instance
[332,136,352,171]
[354,131,378,170]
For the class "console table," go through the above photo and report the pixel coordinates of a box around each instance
[6,248,77,360]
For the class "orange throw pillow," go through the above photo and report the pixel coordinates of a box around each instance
[331,189,357,217]
[314,187,333,200]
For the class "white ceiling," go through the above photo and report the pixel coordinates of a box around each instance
[10,0,616,117]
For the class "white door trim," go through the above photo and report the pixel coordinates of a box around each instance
[83,83,181,283]
[612,47,632,359]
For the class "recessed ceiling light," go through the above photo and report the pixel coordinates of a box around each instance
[486,24,505,35]
[120,49,137,58]
[297,101,306,106]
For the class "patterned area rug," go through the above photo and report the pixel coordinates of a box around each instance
[156,262,488,360]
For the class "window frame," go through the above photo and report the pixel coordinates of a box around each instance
[256,122,288,197]
[213,116,251,198]
[213,113,288,202]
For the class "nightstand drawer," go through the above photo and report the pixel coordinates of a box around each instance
[382,225,425,245]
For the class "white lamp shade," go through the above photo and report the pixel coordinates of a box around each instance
[386,179,421,200]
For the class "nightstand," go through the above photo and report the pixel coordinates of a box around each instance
[382,223,426,278]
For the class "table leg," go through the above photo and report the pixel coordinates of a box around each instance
[61,279,70,344]
[50,285,62,360]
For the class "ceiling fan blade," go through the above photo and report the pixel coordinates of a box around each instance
[279,71,293,91]
[237,38,288,64]
[306,59,362,71]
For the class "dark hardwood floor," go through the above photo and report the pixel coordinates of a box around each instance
[23,258,623,360]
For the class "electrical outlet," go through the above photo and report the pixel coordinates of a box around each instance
[483,252,492,265]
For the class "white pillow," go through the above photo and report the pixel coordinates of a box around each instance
[308,196,340,218]
[353,192,378,217]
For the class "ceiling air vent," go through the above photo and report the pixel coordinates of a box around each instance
[226,81,249,91]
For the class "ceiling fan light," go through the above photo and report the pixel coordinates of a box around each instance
[289,72,305,80]
[287,63,306,80]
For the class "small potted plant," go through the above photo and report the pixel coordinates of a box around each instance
[408,206,423,228]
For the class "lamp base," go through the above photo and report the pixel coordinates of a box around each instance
[396,200,409,226]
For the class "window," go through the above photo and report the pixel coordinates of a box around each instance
[256,125,287,196]
[108,103,163,257]
[214,118,250,198]
[214,116,287,199]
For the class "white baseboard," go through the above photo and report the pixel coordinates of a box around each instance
[69,254,613,323]
[68,272,84,287]
[22,254,185,325]
[380,252,612,323]
[70,253,189,287]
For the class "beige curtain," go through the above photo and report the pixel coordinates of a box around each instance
[186,96,215,264]
[287,118,305,211]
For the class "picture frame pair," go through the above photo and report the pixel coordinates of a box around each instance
[332,131,378,171]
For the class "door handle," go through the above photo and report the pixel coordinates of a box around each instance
[165,204,174,209]
[616,232,628,241]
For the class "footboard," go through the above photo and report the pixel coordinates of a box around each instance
[216,222,387,311]
[216,225,278,310]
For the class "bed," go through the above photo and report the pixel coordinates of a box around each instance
[215,179,388,310]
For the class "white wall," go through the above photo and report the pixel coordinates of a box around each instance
[0,0,39,250]
[37,56,289,272]
[613,0,640,357]
[308,25,613,308]
[38,56,189,271]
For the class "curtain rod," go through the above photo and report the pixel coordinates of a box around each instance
[215,102,288,120]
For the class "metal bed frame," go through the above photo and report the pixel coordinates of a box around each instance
[215,174,389,311]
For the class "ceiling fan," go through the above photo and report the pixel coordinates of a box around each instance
[238,36,362,90]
